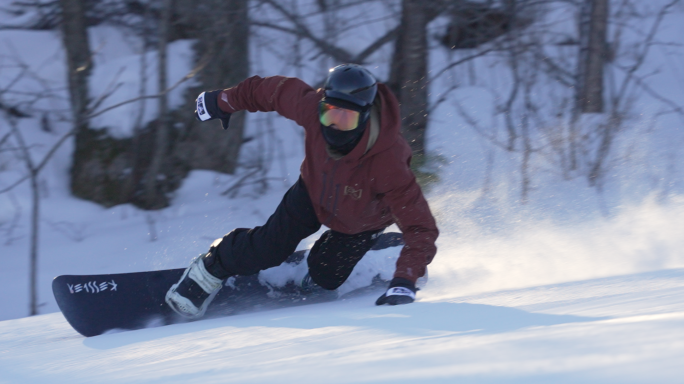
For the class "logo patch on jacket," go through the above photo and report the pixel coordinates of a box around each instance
[344,186,362,200]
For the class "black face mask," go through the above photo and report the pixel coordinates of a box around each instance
[321,121,367,155]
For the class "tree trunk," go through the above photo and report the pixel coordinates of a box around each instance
[60,0,91,132]
[143,0,173,210]
[174,0,250,174]
[8,117,42,316]
[576,0,608,114]
[62,0,139,208]
[29,168,39,315]
[60,0,97,200]
[389,0,431,159]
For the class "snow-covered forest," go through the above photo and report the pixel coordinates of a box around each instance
[1,0,683,382]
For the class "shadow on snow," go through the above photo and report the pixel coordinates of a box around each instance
[83,296,599,350]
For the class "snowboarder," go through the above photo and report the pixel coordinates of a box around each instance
[166,64,439,319]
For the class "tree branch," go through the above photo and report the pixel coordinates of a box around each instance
[428,48,494,83]
[86,53,211,119]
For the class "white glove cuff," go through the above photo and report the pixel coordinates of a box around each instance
[386,286,416,300]
[196,92,212,121]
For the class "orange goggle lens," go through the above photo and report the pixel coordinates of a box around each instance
[319,102,361,131]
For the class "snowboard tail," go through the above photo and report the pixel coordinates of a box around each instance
[53,232,404,337]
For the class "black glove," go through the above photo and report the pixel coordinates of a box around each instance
[375,277,417,306]
[195,90,232,129]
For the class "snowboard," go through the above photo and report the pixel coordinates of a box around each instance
[53,232,404,337]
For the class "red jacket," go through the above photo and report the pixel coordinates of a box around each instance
[218,76,438,283]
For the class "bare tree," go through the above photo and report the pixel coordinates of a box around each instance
[0,37,216,316]
[0,95,76,316]
[173,0,250,175]
[391,0,430,157]
[452,0,684,201]
[0,45,76,315]
[391,0,520,161]
[576,0,609,114]
[59,0,96,198]
[5,115,42,316]
[52,0,253,209]
[143,0,172,209]
[587,0,681,186]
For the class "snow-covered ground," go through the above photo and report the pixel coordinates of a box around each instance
[2,268,684,383]
[1,1,684,382]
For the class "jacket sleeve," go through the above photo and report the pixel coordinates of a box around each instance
[376,147,439,283]
[217,75,318,129]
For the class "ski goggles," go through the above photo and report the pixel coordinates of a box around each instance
[319,102,362,131]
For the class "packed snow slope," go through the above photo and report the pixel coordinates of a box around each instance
[2,267,684,383]
[1,1,684,382]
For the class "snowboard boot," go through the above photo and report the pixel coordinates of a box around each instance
[165,253,224,319]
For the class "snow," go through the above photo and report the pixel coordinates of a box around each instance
[2,269,684,383]
[1,1,684,382]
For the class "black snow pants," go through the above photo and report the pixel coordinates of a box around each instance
[214,177,384,290]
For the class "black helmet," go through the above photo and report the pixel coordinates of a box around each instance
[323,64,378,108]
